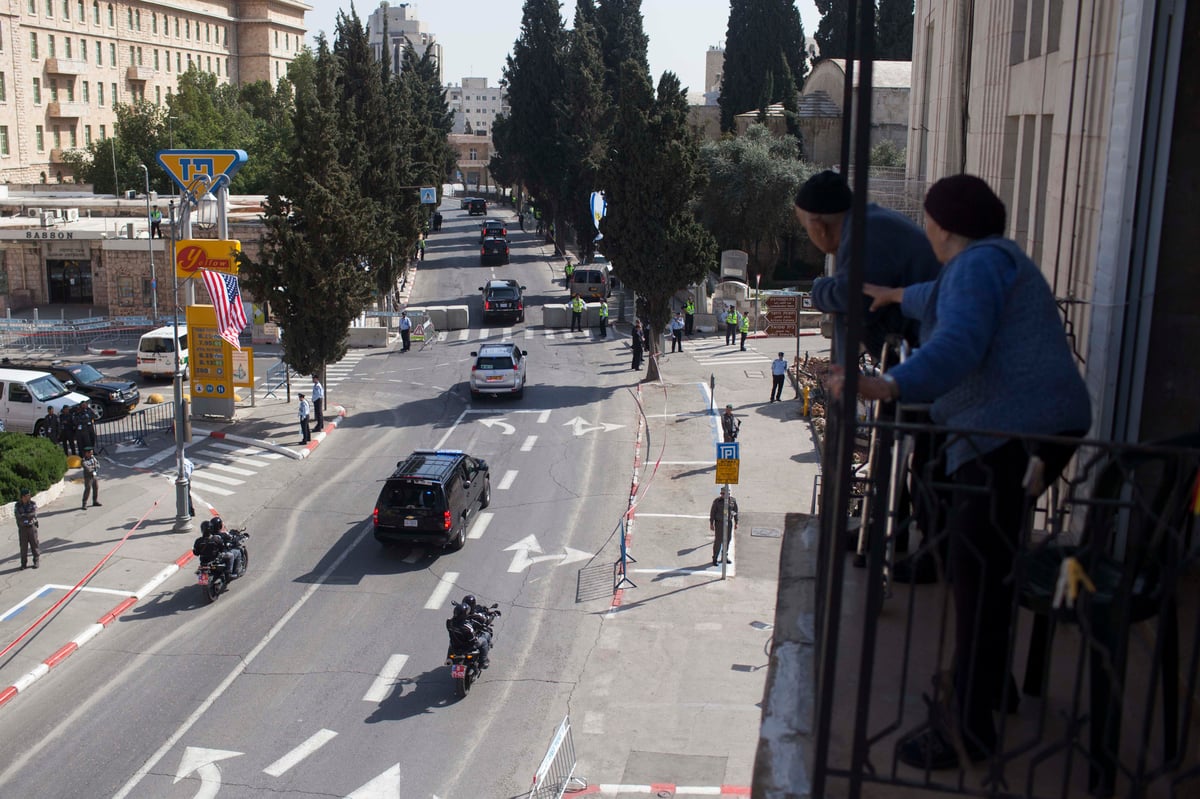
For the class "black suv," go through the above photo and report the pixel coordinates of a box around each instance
[466,198,488,216]
[480,236,510,265]
[373,449,491,550]
[479,279,525,323]
[0,358,139,419]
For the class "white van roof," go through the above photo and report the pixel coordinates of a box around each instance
[0,367,70,383]
[141,324,188,337]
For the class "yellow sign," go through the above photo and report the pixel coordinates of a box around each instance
[715,459,740,485]
[186,305,234,399]
[231,347,254,387]
[175,239,241,279]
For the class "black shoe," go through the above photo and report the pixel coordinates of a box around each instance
[93,502,102,507]
[724,558,733,564]
[81,505,87,510]
[32,561,39,569]
[897,727,986,770]
[480,659,490,669]
[712,560,720,567]
[20,563,27,570]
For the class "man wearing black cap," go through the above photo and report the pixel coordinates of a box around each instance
[794,170,940,362]
[16,487,39,569]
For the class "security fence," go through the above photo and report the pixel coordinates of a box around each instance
[94,401,177,451]
[0,315,181,356]
[807,420,1200,798]
[527,715,586,799]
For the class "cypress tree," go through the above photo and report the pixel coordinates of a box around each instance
[877,0,915,60]
[719,0,808,133]
[595,0,650,97]
[813,0,850,60]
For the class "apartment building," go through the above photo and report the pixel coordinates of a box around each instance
[366,1,441,84]
[447,76,505,138]
[0,0,308,184]
[908,0,1194,442]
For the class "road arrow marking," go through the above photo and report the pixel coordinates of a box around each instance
[346,763,401,798]
[478,418,516,435]
[173,747,242,799]
[564,417,626,436]
[506,537,592,572]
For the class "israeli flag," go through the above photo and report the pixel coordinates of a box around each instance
[590,191,607,242]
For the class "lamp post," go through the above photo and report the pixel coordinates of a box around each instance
[167,200,191,530]
[139,164,158,321]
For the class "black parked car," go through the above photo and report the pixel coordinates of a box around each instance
[0,358,139,419]
[373,449,491,551]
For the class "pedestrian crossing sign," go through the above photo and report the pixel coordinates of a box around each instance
[419,187,437,204]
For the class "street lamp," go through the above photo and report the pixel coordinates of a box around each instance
[167,199,191,531]
[138,164,158,322]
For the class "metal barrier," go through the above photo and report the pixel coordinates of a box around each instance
[95,401,177,450]
[0,315,181,355]
[527,715,586,799]
[362,310,436,349]
[807,425,1200,798]
[263,358,298,400]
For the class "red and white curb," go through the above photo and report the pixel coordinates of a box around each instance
[193,405,346,460]
[0,549,194,709]
[571,785,750,796]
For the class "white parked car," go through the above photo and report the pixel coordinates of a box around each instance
[0,368,91,435]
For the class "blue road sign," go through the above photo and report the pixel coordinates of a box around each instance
[157,149,249,198]
[717,442,740,460]
[419,187,437,204]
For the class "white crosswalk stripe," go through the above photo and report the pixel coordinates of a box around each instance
[323,351,366,389]
[181,441,285,500]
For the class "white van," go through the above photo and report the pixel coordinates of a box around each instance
[0,368,91,435]
[137,325,189,379]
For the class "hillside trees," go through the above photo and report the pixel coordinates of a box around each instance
[718,0,808,133]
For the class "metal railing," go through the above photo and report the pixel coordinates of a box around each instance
[94,401,176,451]
[806,423,1200,798]
[0,315,182,355]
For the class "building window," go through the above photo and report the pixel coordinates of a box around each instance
[175,52,180,71]
[128,45,133,65]
[274,30,278,48]
[35,125,44,151]
[152,14,156,34]
[69,127,76,147]
[0,127,9,156]
[137,46,142,65]
[65,82,74,101]
[134,9,140,30]
[126,7,131,27]
[48,34,55,58]
[110,81,116,103]
[165,49,170,71]
[95,40,101,65]
[62,0,69,18]
[49,77,57,101]
[52,125,61,148]
[109,42,115,65]
[27,0,35,15]
[206,55,211,72]
[174,17,179,37]
[91,1,98,24]
[206,23,210,42]
[44,0,52,17]
[154,49,158,69]
[107,3,113,27]
[64,37,71,59]
[82,81,88,102]
[99,123,105,139]
[0,73,5,102]
[32,77,40,104]
[76,0,82,20]
[155,85,160,104]
[185,19,190,39]
[30,32,37,60]
[469,148,477,161]
[84,124,91,144]
[97,82,103,105]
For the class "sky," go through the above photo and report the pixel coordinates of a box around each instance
[303,1,821,99]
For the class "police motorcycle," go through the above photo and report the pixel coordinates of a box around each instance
[193,517,250,603]
[445,596,501,698]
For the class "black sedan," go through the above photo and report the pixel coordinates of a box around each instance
[480,236,510,265]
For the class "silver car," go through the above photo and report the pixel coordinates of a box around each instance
[469,343,528,399]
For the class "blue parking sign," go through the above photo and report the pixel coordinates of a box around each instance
[717,442,739,460]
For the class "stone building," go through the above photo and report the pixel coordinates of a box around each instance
[447,77,506,139]
[366,2,442,83]
[798,59,912,166]
[0,0,308,185]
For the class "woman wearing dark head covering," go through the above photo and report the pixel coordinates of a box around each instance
[831,174,1092,770]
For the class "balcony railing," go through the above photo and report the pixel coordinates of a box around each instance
[780,412,1200,798]
[44,57,88,75]
[47,102,87,118]
[125,65,153,82]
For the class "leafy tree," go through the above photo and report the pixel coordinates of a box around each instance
[61,101,170,194]
[813,0,850,60]
[238,41,374,377]
[696,124,816,279]
[558,0,612,259]
[501,0,568,244]
[601,64,715,379]
[718,0,808,132]
[877,0,915,60]
[869,140,906,167]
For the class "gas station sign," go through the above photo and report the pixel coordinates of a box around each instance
[185,305,234,399]
[175,239,241,279]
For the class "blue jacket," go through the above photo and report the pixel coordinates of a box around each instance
[810,203,940,359]
[889,237,1091,472]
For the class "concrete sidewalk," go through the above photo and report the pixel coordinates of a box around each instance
[566,335,823,796]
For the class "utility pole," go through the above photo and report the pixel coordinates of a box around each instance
[139,164,158,321]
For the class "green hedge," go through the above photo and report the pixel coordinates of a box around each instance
[0,433,68,504]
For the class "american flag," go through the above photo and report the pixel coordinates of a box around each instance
[200,269,248,350]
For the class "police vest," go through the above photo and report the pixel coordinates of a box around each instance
[565,262,574,276]
[740,315,750,332]
[726,311,738,325]
[572,298,584,312]
[685,302,695,315]
[598,303,609,319]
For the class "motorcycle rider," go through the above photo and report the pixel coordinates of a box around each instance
[446,596,493,668]
[193,517,242,578]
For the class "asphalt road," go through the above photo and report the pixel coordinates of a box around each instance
[0,203,640,797]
